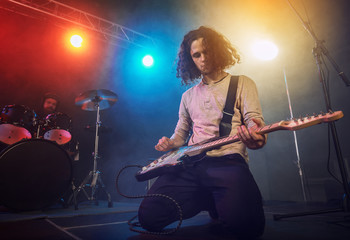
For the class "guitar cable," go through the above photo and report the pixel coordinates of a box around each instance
[115,165,183,235]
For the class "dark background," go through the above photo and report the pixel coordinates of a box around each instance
[0,0,349,204]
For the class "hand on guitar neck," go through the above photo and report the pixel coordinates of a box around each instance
[237,118,267,150]
[206,118,266,157]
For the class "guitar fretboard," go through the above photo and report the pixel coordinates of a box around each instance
[184,122,282,155]
[182,112,344,156]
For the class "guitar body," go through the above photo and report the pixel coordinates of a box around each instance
[135,111,344,182]
[135,146,206,181]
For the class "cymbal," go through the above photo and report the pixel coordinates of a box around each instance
[75,89,118,111]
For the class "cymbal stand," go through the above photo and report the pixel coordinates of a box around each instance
[69,97,113,209]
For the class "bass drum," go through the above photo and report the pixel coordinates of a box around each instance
[0,139,72,211]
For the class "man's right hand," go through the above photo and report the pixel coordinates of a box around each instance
[155,136,175,152]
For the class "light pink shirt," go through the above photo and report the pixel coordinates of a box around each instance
[172,74,264,161]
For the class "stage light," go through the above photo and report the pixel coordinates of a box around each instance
[142,55,154,67]
[70,35,83,48]
[251,40,278,61]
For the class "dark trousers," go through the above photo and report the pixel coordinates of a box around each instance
[138,154,265,238]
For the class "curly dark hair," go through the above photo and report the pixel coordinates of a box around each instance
[176,26,241,85]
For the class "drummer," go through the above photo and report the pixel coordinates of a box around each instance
[37,92,78,160]
[37,92,60,119]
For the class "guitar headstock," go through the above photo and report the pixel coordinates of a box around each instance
[278,111,344,131]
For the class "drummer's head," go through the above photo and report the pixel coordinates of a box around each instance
[42,93,60,114]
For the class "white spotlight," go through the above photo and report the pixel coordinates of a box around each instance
[251,40,278,61]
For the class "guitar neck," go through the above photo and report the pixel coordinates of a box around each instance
[183,111,344,157]
[184,122,286,156]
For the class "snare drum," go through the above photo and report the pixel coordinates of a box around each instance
[43,112,72,145]
[0,139,72,211]
[0,105,36,145]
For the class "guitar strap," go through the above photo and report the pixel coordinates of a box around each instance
[219,75,239,136]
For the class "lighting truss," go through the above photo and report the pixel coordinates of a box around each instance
[2,0,156,48]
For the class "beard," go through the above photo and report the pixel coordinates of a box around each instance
[44,107,55,114]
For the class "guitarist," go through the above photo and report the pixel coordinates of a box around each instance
[138,26,267,239]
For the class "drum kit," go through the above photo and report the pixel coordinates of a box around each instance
[0,104,72,146]
[0,89,117,211]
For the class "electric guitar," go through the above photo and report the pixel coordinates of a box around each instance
[135,111,344,182]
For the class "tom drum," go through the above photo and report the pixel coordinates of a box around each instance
[0,105,36,145]
[43,112,72,145]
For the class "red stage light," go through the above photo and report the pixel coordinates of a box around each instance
[70,35,83,48]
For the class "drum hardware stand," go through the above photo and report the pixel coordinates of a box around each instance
[274,1,350,221]
[69,97,113,209]
[35,122,41,139]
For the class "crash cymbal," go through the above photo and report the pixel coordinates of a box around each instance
[75,89,118,111]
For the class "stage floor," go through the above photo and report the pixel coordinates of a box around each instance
[1,200,350,240]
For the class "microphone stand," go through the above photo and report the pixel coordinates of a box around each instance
[274,0,350,220]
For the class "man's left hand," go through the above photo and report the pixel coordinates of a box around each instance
[237,118,266,150]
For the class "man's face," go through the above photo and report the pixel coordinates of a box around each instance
[190,38,213,75]
[43,98,57,114]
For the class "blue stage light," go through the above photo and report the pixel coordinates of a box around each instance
[142,55,154,67]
